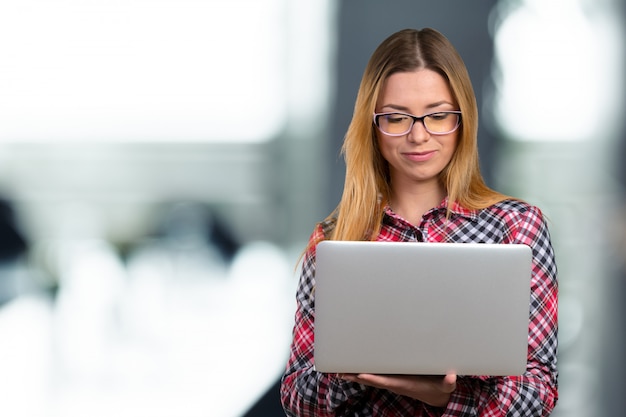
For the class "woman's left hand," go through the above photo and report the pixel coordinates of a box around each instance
[339,373,457,408]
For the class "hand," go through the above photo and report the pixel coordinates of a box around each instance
[339,373,457,408]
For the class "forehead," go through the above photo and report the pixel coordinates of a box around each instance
[377,69,455,110]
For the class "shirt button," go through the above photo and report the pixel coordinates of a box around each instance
[408,229,422,242]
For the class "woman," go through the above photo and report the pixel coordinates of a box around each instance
[280,28,558,416]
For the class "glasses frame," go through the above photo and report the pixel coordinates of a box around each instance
[373,110,462,136]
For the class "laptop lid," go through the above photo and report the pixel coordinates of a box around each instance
[313,241,532,376]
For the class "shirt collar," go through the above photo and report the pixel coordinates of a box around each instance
[442,197,480,221]
[383,197,479,222]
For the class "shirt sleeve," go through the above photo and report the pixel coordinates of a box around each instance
[433,205,559,416]
[280,226,369,416]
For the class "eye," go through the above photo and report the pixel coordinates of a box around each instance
[385,114,410,124]
[428,112,452,121]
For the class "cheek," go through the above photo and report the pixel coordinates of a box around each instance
[444,135,459,159]
[376,134,392,162]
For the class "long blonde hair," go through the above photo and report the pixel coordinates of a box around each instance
[323,28,508,244]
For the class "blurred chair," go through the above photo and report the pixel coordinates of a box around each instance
[242,378,283,417]
[0,197,28,305]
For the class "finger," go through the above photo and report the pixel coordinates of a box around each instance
[337,373,361,383]
[355,373,388,386]
[339,373,390,389]
[442,374,457,392]
[350,374,377,383]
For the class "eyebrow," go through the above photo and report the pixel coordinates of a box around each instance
[381,101,456,112]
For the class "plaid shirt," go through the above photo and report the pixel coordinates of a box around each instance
[280,198,558,416]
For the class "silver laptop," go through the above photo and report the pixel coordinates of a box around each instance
[313,241,532,376]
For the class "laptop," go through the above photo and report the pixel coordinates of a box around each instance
[313,240,532,376]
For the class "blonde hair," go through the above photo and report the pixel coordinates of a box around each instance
[322,28,509,245]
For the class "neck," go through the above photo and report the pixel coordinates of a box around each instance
[389,182,446,226]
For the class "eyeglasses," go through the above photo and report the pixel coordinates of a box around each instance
[373,111,462,136]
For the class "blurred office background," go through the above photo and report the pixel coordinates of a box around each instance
[0,0,623,416]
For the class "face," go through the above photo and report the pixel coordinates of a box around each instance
[375,69,459,192]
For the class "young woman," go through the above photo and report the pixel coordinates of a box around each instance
[280,28,558,416]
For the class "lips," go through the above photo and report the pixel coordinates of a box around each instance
[402,150,436,162]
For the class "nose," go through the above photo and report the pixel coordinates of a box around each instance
[407,119,430,143]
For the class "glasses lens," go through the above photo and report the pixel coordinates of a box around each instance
[377,114,413,135]
[424,112,459,134]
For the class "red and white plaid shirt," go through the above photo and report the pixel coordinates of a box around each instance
[281,198,558,416]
